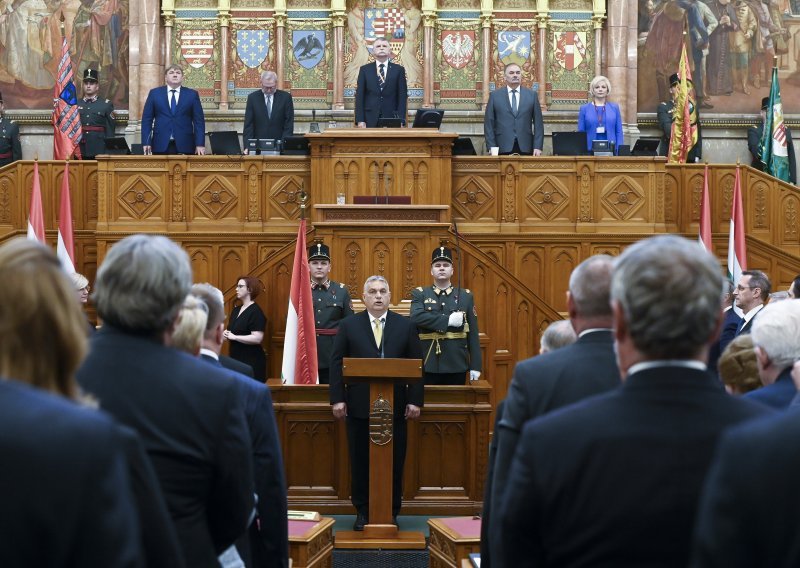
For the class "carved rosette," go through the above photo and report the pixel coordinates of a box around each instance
[527,175,569,220]
[601,177,644,221]
[171,164,184,222]
[118,177,162,219]
[454,175,493,220]
[502,165,516,222]
[194,176,238,219]
[579,165,591,222]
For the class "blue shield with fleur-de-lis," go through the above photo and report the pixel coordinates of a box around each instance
[236,29,270,69]
[292,30,325,69]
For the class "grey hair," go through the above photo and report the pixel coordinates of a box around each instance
[72,272,89,290]
[589,75,612,97]
[611,235,723,359]
[742,270,771,301]
[363,275,390,293]
[171,294,208,354]
[569,255,614,318]
[769,290,790,303]
[93,234,192,334]
[540,319,577,353]
[751,301,800,370]
[191,283,226,334]
[261,70,278,82]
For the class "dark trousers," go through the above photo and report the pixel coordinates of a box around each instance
[155,140,180,155]
[346,415,407,516]
[499,139,532,156]
[318,368,330,385]
[424,371,467,385]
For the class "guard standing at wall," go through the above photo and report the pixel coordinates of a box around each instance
[78,68,115,159]
[411,246,482,385]
[0,92,21,167]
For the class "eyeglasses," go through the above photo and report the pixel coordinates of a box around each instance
[736,285,757,291]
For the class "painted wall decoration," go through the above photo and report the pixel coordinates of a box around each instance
[229,19,276,106]
[638,0,800,115]
[0,0,129,109]
[173,20,218,102]
[547,21,594,109]
[435,21,482,108]
[491,21,537,91]
[287,23,331,108]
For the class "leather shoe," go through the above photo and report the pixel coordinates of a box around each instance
[353,513,367,531]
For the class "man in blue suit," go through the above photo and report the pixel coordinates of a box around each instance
[142,65,206,155]
[484,63,543,156]
[355,37,408,128]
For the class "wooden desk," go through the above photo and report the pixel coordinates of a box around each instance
[288,517,334,568]
[428,516,481,568]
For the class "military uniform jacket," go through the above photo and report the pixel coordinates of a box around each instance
[410,285,481,374]
[79,97,115,158]
[0,116,21,166]
[312,280,354,370]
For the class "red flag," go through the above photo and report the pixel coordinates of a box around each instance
[280,220,318,384]
[698,164,712,252]
[57,161,75,273]
[27,160,45,243]
[52,36,82,160]
[727,165,747,285]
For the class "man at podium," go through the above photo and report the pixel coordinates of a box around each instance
[329,276,423,531]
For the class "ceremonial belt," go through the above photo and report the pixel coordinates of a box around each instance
[83,126,105,132]
[0,152,11,159]
[315,328,339,336]
[419,331,468,365]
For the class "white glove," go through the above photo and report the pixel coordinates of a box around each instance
[469,370,481,381]
[448,311,464,327]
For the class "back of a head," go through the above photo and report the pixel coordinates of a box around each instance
[569,255,614,320]
[718,334,761,395]
[191,283,226,336]
[611,235,722,359]
[0,238,87,398]
[170,294,209,355]
[94,234,192,335]
[750,300,800,371]
[540,319,577,353]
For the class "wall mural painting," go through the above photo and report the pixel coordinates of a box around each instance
[287,23,331,108]
[0,0,129,109]
[229,20,274,107]
[548,21,593,109]
[638,0,800,115]
[173,21,218,103]
[491,22,537,91]
[435,20,482,108]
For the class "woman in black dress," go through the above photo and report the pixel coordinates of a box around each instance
[224,275,268,381]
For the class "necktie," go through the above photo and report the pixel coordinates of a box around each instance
[170,89,177,113]
[511,89,518,115]
[266,95,272,119]
[373,318,384,348]
[379,63,386,86]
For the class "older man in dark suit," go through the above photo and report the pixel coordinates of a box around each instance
[495,235,771,568]
[355,37,408,128]
[77,235,254,568]
[141,65,206,155]
[484,254,620,567]
[484,63,543,156]
[243,70,295,151]
[330,275,423,531]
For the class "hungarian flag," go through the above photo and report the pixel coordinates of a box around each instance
[759,66,791,183]
[27,160,45,243]
[727,164,747,297]
[281,219,318,384]
[52,36,82,160]
[699,164,712,252]
[668,43,699,164]
[57,161,75,273]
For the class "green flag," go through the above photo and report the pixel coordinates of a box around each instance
[759,66,791,183]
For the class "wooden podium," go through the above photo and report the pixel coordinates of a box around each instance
[334,357,426,549]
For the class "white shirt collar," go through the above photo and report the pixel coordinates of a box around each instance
[627,359,707,376]
[369,312,388,324]
[578,328,612,338]
[200,347,219,360]
[742,304,764,323]
[506,85,520,94]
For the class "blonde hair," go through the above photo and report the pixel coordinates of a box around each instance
[0,238,87,398]
[171,294,209,355]
[718,335,762,395]
[72,272,89,290]
[589,75,612,98]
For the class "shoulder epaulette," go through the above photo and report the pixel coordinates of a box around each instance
[415,286,423,291]
[105,99,111,104]
[338,282,345,288]
[465,289,471,294]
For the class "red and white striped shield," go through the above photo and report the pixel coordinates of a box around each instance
[180,30,214,69]
[554,31,587,71]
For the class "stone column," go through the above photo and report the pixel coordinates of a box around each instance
[131,0,164,136]
[537,14,549,108]
[480,15,492,110]
[218,12,230,110]
[332,13,346,110]
[604,0,633,128]
[423,13,437,108]
[275,14,287,89]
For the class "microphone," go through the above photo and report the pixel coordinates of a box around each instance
[309,109,320,133]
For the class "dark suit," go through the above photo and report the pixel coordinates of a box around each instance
[203,352,255,378]
[708,307,741,373]
[488,329,620,565]
[736,305,763,336]
[692,410,800,568]
[743,367,797,409]
[77,326,255,568]
[355,61,408,128]
[0,379,142,568]
[496,366,771,568]
[329,310,423,515]
[748,123,796,184]
[479,400,505,568]
[201,355,289,568]
[657,99,703,162]
[243,89,294,143]
[141,85,205,154]
[484,86,544,155]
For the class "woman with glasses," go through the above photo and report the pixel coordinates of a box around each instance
[224,275,267,381]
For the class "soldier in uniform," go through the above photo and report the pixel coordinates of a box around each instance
[309,242,354,384]
[657,72,703,162]
[0,92,21,167]
[410,246,482,385]
[78,68,115,159]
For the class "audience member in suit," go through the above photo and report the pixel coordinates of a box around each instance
[577,75,624,154]
[330,275,423,531]
[76,234,255,568]
[487,255,620,566]
[747,96,797,185]
[484,63,543,156]
[742,301,800,408]
[192,283,289,568]
[708,279,740,373]
[0,238,145,568]
[692,402,800,567]
[657,73,703,161]
[718,335,762,395]
[539,319,577,354]
[355,37,408,128]
[243,70,295,151]
[141,64,206,155]
[733,269,770,336]
[495,235,771,568]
